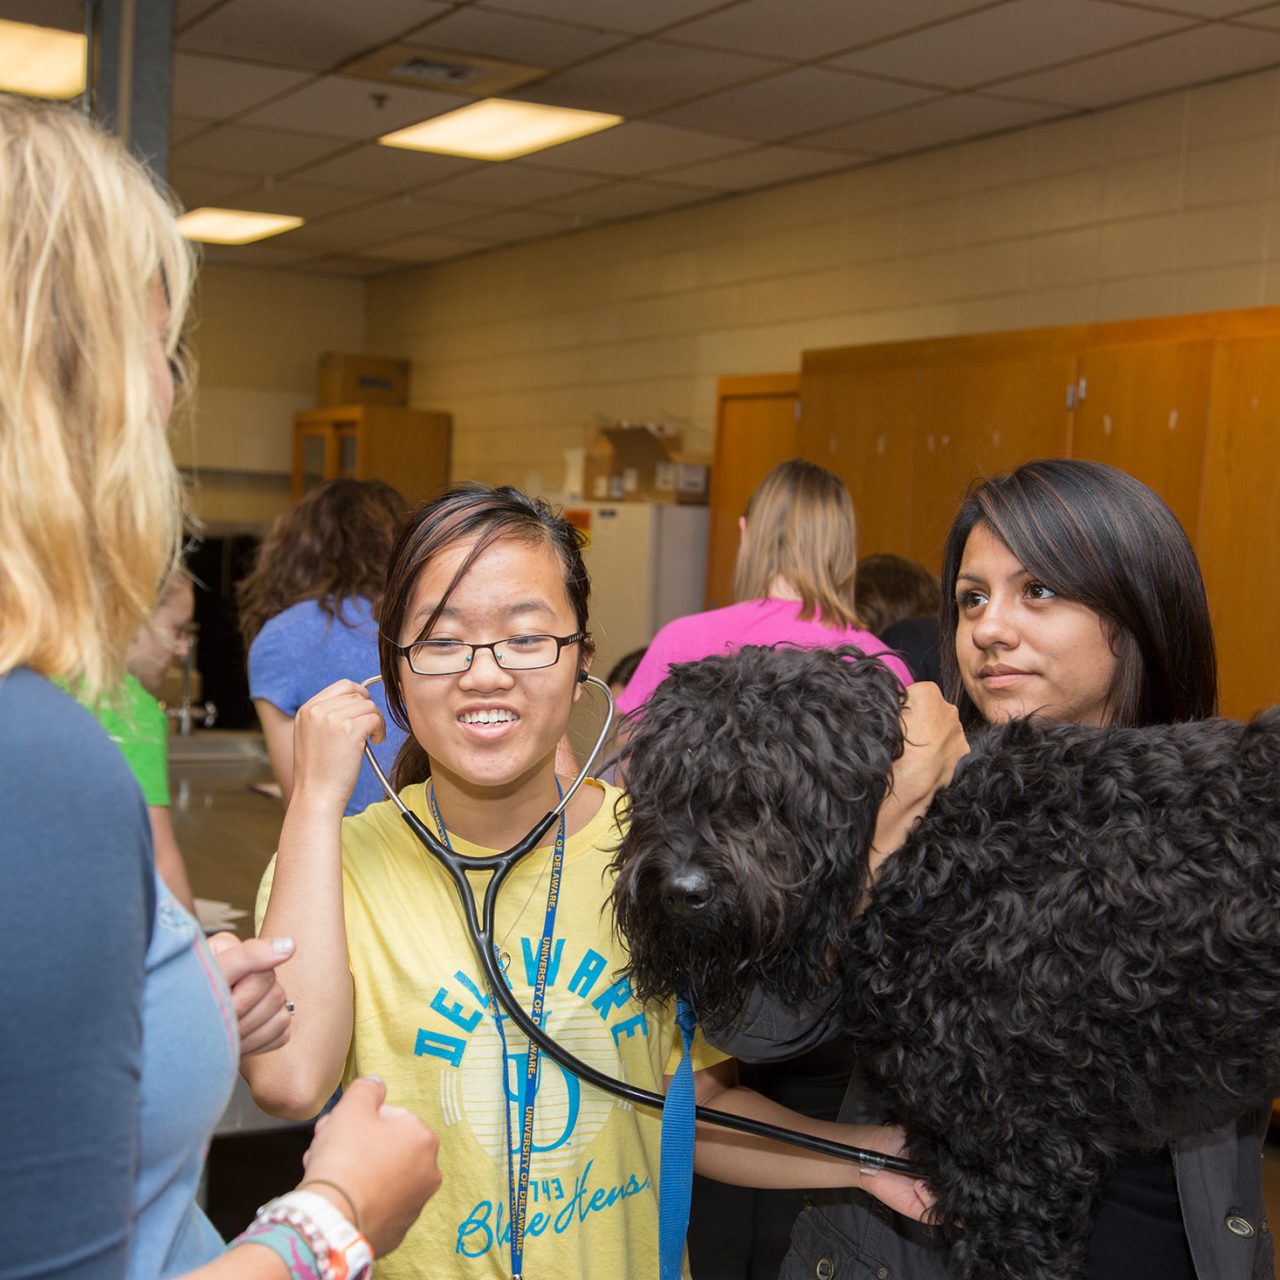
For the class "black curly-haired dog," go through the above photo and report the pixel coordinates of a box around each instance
[612,644,1280,1280]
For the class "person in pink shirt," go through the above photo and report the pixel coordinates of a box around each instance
[615,457,913,1280]
[618,459,913,717]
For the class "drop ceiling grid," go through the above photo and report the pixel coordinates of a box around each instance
[11,0,1278,271]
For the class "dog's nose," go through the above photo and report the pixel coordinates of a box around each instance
[663,867,713,917]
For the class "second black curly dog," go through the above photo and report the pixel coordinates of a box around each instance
[612,644,1280,1280]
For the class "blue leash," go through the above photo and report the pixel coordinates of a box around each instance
[658,996,698,1280]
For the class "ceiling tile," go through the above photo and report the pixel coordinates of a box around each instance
[177,0,453,71]
[421,162,604,207]
[172,115,213,145]
[294,253,412,275]
[440,207,593,242]
[266,219,409,253]
[1232,2,1280,26]
[665,0,994,62]
[473,0,729,36]
[1122,0,1274,14]
[220,181,370,218]
[403,6,627,67]
[654,67,934,141]
[655,144,858,189]
[512,40,781,116]
[996,21,1280,107]
[833,0,1190,90]
[360,234,480,262]
[199,239,321,268]
[172,124,345,176]
[175,0,225,26]
[801,93,1064,156]
[171,53,313,119]
[240,75,461,139]
[283,143,475,192]
[539,178,718,219]
[305,198,499,238]
[169,165,259,208]
[521,120,750,175]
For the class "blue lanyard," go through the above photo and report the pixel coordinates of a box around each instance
[428,781,566,1280]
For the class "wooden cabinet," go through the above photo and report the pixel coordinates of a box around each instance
[706,374,800,608]
[292,404,452,503]
[791,305,1280,718]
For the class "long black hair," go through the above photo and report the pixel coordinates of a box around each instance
[940,459,1217,730]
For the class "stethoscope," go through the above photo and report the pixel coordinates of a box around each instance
[359,671,920,1178]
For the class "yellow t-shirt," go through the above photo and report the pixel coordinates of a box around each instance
[257,779,724,1280]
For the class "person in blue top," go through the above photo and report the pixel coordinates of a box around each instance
[237,478,410,815]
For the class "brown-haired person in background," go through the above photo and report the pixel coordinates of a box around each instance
[0,97,440,1280]
[855,553,944,686]
[237,478,410,815]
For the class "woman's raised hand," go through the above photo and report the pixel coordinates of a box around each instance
[291,680,386,815]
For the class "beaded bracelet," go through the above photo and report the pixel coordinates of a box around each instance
[235,1220,323,1280]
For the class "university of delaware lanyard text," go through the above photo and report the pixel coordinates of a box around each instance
[428,782,566,1280]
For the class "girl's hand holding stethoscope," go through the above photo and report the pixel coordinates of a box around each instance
[292,679,387,817]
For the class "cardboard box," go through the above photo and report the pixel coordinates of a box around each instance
[582,422,710,505]
[317,352,410,408]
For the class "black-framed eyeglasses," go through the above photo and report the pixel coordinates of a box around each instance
[388,632,584,677]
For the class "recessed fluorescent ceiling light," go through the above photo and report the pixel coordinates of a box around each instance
[0,19,87,99]
[379,99,621,160]
[176,208,304,245]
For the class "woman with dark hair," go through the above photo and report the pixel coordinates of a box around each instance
[713,459,1268,1280]
[244,482,931,1280]
[238,477,409,814]
[931,458,1255,1280]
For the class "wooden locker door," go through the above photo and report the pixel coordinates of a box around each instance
[705,374,800,608]
[799,351,918,563]
[910,335,1078,571]
[1072,338,1214,541]
[1197,335,1280,719]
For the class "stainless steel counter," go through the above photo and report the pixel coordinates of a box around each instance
[169,730,300,1135]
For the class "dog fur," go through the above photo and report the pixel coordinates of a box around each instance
[611,644,1280,1280]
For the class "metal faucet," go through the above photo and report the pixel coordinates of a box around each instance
[166,640,217,735]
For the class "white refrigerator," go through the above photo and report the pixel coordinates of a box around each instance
[564,500,709,736]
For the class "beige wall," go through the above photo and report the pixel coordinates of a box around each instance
[365,67,1280,492]
[176,264,366,526]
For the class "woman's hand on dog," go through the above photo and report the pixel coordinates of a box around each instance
[857,1125,937,1223]
[869,682,968,881]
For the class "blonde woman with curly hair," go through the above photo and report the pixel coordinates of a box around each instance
[0,98,439,1280]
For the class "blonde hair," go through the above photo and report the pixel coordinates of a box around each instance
[732,459,860,627]
[0,98,193,697]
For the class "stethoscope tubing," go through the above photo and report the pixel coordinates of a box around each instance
[361,672,922,1179]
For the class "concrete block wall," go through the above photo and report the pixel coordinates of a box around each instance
[364,67,1280,493]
